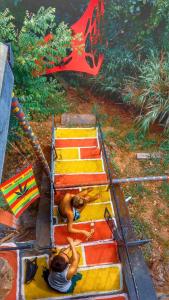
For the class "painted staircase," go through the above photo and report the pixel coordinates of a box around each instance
[22,127,128,300]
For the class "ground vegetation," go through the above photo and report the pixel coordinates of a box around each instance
[0,6,71,140]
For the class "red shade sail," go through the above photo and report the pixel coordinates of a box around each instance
[45,0,104,76]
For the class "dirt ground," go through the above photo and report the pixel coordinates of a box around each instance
[2,85,169,294]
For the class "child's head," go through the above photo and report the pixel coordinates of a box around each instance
[71,196,84,209]
[51,255,68,273]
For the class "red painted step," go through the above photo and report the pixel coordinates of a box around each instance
[54,173,108,188]
[54,220,113,245]
[85,242,119,265]
[55,138,98,148]
[80,147,101,159]
[54,188,80,205]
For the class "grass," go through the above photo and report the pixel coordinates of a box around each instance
[104,130,118,139]
[161,240,169,263]
[110,116,121,128]
[160,182,169,206]
[127,183,152,198]
[118,129,158,151]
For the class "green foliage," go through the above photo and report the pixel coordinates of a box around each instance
[123,129,157,150]
[88,0,169,131]
[160,182,169,206]
[0,7,71,139]
[0,8,16,42]
[125,52,169,131]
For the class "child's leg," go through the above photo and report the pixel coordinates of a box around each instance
[67,273,82,293]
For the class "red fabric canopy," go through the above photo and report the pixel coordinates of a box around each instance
[44,0,104,76]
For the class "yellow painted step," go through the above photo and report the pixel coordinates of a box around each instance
[81,185,111,203]
[80,202,114,221]
[56,148,79,160]
[23,256,122,300]
[55,128,97,139]
[53,202,114,222]
[55,160,104,174]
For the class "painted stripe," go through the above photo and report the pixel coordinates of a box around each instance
[54,173,108,188]
[1,170,33,194]
[7,180,37,205]
[13,190,39,214]
[80,147,101,159]
[85,242,119,265]
[15,195,39,218]
[55,160,104,174]
[0,165,32,189]
[55,128,97,138]
[11,187,39,211]
[54,220,113,245]
[55,138,98,148]
[53,203,114,222]
[56,148,79,160]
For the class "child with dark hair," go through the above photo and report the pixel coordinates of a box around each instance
[43,237,82,293]
[58,188,99,239]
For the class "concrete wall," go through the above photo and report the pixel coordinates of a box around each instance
[0,43,14,182]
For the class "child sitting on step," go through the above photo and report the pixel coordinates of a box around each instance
[43,237,82,293]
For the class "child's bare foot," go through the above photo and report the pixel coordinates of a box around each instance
[74,239,82,246]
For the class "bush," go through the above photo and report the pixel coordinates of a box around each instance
[124,51,169,131]
[0,7,71,119]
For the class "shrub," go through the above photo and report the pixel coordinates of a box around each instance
[0,7,71,118]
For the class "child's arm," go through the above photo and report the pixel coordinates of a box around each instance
[78,187,93,197]
[66,238,80,280]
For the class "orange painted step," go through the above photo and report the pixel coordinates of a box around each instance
[80,147,101,159]
[55,138,98,148]
[54,220,113,245]
[0,249,18,300]
[54,173,108,188]
[85,242,119,265]
[54,188,80,205]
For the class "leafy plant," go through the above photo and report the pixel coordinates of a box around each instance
[86,0,169,132]
[0,9,16,42]
[125,52,169,132]
[0,7,72,139]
